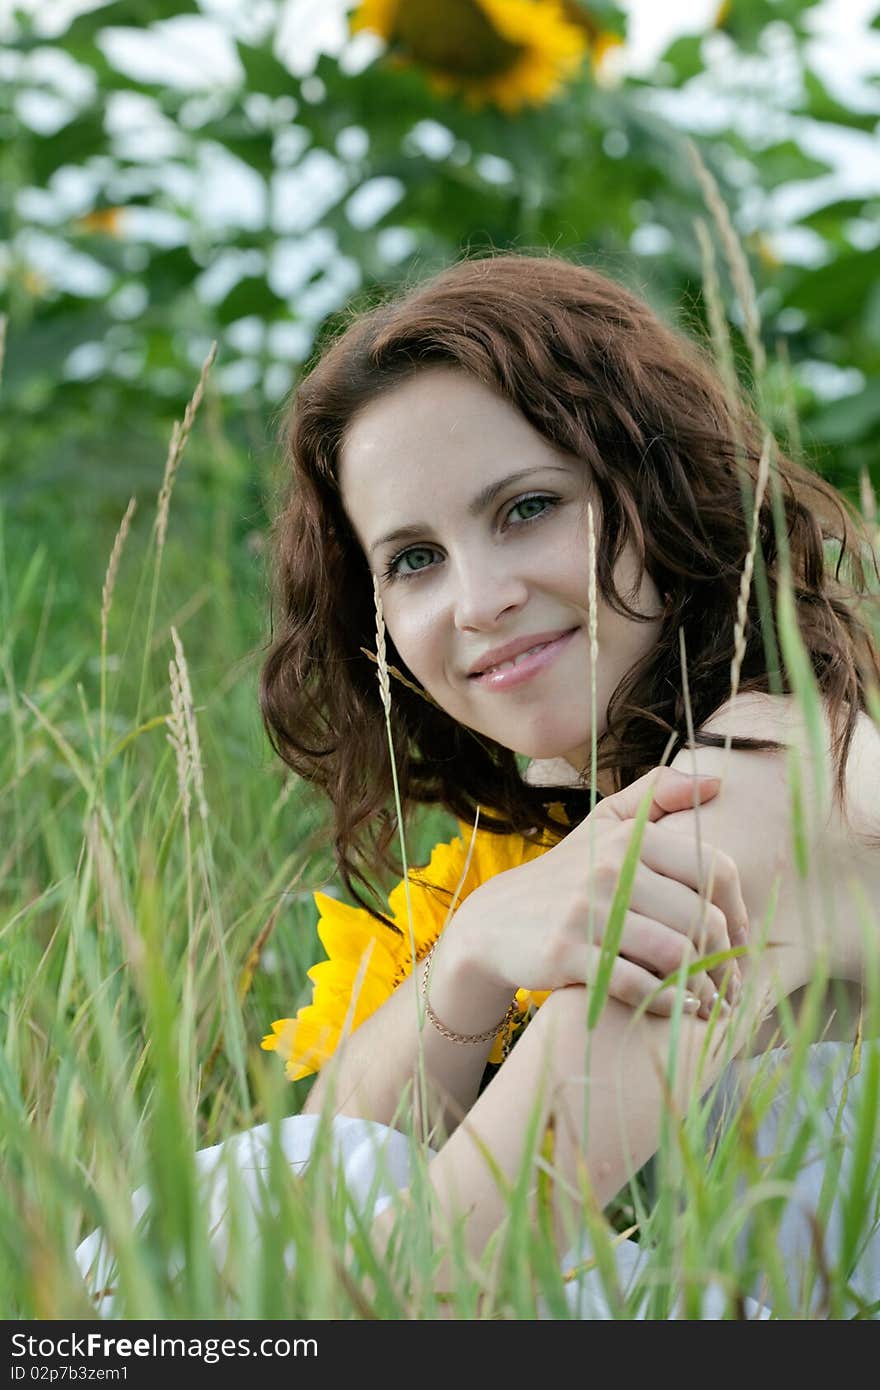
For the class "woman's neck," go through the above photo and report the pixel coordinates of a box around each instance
[524,757,616,796]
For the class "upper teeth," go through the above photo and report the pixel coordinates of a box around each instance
[483,641,549,675]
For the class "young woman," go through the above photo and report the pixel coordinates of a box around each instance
[79,253,880,1316]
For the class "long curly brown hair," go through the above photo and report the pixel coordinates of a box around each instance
[260,252,880,930]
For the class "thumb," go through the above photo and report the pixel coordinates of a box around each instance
[595,766,721,824]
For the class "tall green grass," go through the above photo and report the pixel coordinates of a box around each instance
[1,184,879,1317]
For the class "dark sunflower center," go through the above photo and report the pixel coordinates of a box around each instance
[393,0,523,78]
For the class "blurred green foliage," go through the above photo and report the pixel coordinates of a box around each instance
[1,8,879,1312]
[1,0,878,555]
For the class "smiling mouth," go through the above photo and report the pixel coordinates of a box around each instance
[468,627,580,690]
[475,637,561,677]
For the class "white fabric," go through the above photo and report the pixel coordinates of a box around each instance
[76,1043,878,1319]
[707,1040,880,1314]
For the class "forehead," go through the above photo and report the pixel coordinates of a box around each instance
[342,365,533,461]
[338,367,566,519]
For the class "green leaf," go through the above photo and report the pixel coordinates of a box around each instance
[63,0,201,41]
[659,35,706,85]
[566,0,627,37]
[215,277,287,325]
[1,305,114,392]
[751,139,833,186]
[717,0,828,47]
[235,42,299,100]
[143,247,202,306]
[809,382,880,447]
[786,247,880,328]
[27,111,108,184]
[212,129,276,179]
[797,69,880,133]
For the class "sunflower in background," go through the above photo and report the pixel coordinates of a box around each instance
[261,809,569,1081]
[351,0,620,113]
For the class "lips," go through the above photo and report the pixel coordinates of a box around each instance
[475,638,554,676]
[470,628,579,693]
[467,627,578,678]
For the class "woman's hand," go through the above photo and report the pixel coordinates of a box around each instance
[449,767,748,1018]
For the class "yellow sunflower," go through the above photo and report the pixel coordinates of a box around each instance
[262,809,569,1080]
[559,1,624,78]
[351,0,593,113]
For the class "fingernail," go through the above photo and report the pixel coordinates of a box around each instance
[698,992,731,1020]
[682,994,702,1013]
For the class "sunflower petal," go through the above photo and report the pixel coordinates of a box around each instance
[263,817,563,1082]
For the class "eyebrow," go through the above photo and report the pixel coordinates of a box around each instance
[369,465,574,558]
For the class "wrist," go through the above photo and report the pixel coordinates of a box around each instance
[421,944,519,1047]
[423,908,516,1038]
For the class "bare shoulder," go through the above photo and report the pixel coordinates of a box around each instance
[665,691,880,992]
[667,695,798,921]
[695,690,880,844]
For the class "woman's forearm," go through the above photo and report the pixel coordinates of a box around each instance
[300,905,518,1137]
[367,985,743,1292]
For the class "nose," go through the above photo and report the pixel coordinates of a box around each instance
[451,549,529,632]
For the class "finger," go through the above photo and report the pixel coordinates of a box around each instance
[614,914,726,1017]
[625,860,734,960]
[635,824,751,951]
[617,911,701,981]
[647,769,721,821]
[642,969,724,1018]
[584,951,703,1016]
[607,956,723,1019]
[707,958,742,1005]
[699,842,751,950]
[590,767,721,825]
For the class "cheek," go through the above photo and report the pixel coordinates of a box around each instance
[384,606,440,684]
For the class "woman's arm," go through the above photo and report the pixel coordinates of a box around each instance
[300,929,516,1139]
[370,985,740,1283]
[368,695,878,1281]
[302,768,749,1138]
[667,692,879,989]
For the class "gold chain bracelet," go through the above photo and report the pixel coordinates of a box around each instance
[420,944,519,1047]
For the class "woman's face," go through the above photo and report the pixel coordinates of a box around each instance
[339,366,663,776]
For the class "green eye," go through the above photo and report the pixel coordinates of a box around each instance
[382,494,559,583]
[384,545,437,580]
[398,547,434,573]
[513,496,550,521]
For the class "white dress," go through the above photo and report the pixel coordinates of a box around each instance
[75,1042,878,1319]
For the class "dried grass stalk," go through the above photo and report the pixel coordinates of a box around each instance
[687,141,766,380]
[101,497,137,642]
[167,655,191,823]
[694,217,738,405]
[167,625,208,822]
[156,341,218,551]
[372,574,392,716]
[730,432,772,706]
[359,646,441,708]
